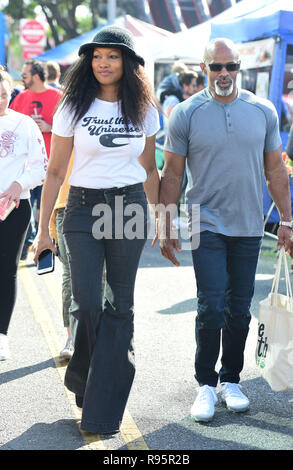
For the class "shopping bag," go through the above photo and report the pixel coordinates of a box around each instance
[256,247,293,391]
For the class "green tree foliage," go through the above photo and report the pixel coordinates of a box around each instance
[3,0,147,47]
[2,0,38,20]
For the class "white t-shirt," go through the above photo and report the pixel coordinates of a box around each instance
[52,98,160,189]
[0,109,47,199]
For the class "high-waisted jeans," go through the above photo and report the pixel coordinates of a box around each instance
[191,231,262,387]
[62,183,148,433]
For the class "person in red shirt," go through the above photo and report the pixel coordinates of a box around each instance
[10,60,62,258]
[10,60,62,158]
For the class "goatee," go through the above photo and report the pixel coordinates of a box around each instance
[215,79,233,96]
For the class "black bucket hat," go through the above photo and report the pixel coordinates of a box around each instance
[78,25,145,66]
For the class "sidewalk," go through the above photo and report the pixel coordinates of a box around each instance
[0,236,292,451]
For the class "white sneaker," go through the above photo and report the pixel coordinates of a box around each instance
[190,385,218,422]
[60,337,74,360]
[220,382,250,412]
[0,333,10,361]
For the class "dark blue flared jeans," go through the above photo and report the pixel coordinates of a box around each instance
[191,231,262,387]
[62,183,148,433]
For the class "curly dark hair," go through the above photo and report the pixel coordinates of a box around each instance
[59,49,156,131]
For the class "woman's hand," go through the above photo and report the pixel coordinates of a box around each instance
[32,231,57,265]
[151,217,159,247]
[0,181,22,208]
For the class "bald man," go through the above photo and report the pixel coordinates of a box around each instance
[158,38,292,422]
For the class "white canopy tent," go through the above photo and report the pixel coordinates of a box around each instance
[36,15,173,84]
[154,0,279,64]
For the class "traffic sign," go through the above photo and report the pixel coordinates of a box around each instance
[20,19,46,46]
[22,45,44,60]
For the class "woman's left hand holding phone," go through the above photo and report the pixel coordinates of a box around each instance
[32,232,57,265]
[31,134,74,265]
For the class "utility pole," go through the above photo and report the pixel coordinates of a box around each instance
[108,0,117,22]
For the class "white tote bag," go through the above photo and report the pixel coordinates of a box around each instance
[256,247,293,391]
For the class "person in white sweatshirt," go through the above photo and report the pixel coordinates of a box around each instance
[0,67,47,361]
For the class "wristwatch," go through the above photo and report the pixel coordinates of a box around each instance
[279,220,293,229]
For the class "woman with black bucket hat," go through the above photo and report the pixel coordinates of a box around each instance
[33,26,160,434]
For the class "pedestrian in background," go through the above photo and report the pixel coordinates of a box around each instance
[49,154,74,360]
[33,26,160,435]
[0,67,46,360]
[158,38,292,422]
[195,72,205,92]
[156,60,188,105]
[160,69,199,229]
[46,61,61,89]
[9,60,62,258]
[162,70,198,125]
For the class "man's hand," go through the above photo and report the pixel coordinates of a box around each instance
[159,237,182,266]
[151,217,159,247]
[277,225,293,257]
[156,211,182,266]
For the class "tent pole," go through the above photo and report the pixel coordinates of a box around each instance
[269,35,287,122]
[108,0,117,22]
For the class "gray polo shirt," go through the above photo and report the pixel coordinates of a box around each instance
[164,88,282,236]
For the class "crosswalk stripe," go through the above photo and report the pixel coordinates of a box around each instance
[120,409,149,450]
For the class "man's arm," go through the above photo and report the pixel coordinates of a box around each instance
[158,150,186,266]
[138,134,160,210]
[264,144,293,256]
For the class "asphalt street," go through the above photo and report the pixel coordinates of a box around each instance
[0,231,292,453]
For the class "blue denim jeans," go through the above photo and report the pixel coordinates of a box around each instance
[62,183,148,433]
[191,231,262,387]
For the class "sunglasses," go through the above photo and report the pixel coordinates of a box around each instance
[21,73,28,79]
[207,62,240,72]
